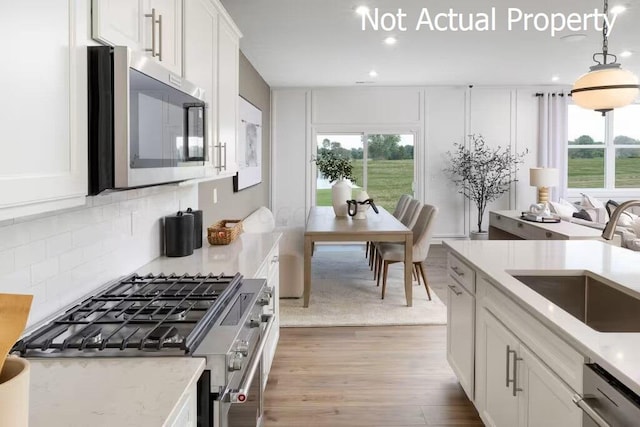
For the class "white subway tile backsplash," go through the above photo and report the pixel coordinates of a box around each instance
[31,257,59,285]
[0,250,15,275]
[0,185,198,326]
[15,241,46,269]
[59,247,86,272]
[46,233,73,258]
[0,223,30,251]
[0,268,31,294]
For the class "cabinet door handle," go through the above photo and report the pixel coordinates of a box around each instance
[215,143,223,171]
[511,352,523,396]
[271,255,279,264]
[447,284,462,296]
[496,215,502,220]
[506,345,513,387]
[222,142,227,171]
[517,223,523,228]
[157,13,163,61]
[451,266,464,277]
[144,8,158,57]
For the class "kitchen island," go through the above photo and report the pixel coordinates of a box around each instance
[444,239,640,426]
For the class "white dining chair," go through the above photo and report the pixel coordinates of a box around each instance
[367,194,412,264]
[376,204,439,300]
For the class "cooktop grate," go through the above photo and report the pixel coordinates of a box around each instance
[13,272,243,356]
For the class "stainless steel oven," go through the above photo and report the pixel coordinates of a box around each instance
[14,273,273,427]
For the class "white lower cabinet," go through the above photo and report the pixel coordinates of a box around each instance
[446,280,475,400]
[476,306,582,427]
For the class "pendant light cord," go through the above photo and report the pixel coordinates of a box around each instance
[596,0,617,65]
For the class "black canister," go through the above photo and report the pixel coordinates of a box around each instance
[164,211,194,257]
[186,207,203,249]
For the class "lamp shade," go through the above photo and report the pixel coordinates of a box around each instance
[572,66,639,112]
[530,168,559,187]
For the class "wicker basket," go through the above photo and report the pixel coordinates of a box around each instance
[207,219,243,245]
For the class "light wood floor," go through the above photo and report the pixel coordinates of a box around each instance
[264,245,483,426]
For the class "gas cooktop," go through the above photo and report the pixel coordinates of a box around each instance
[13,273,243,357]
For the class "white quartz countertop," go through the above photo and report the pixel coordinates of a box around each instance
[136,232,281,278]
[443,240,640,395]
[29,357,205,427]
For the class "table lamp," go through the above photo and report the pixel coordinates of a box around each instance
[529,168,559,204]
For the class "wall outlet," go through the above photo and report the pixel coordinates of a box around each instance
[213,188,218,204]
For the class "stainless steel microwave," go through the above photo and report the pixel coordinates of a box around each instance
[88,46,206,195]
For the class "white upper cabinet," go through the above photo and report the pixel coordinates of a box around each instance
[183,0,241,178]
[92,0,183,75]
[216,14,240,176]
[0,0,87,221]
[183,0,218,174]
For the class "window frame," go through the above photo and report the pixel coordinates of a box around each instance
[566,102,640,199]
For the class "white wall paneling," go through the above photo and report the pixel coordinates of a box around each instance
[271,89,310,227]
[273,86,546,239]
[424,87,468,237]
[311,87,422,125]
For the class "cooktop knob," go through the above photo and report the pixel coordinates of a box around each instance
[228,352,244,371]
[235,340,249,356]
[248,315,261,328]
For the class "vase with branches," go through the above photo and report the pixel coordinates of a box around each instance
[315,150,355,217]
[444,134,528,235]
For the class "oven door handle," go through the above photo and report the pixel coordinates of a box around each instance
[229,314,275,404]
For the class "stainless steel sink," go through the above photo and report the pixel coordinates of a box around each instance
[511,274,640,332]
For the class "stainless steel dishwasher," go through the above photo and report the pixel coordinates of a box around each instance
[573,364,640,427]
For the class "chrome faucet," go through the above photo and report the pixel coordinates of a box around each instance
[602,200,640,240]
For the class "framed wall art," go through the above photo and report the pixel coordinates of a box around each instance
[233,96,262,192]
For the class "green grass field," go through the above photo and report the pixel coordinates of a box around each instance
[316,159,414,211]
[569,157,640,188]
[317,158,640,207]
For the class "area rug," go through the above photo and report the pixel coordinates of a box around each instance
[280,246,447,327]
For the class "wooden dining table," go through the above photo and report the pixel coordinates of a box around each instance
[303,206,413,307]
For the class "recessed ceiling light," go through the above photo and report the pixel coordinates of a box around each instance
[369,70,378,78]
[551,75,560,82]
[611,5,627,14]
[620,50,633,58]
[384,36,397,45]
[560,34,587,43]
[355,5,369,16]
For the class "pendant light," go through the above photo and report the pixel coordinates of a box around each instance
[571,0,639,116]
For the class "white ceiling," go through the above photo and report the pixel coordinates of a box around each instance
[220,0,640,87]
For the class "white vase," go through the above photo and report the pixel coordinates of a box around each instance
[469,231,489,240]
[331,179,352,217]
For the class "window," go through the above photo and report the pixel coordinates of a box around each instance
[315,133,415,211]
[568,104,640,190]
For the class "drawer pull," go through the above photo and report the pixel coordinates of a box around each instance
[546,232,552,238]
[496,215,502,220]
[271,255,279,264]
[517,223,523,228]
[448,284,463,296]
[451,266,464,277]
